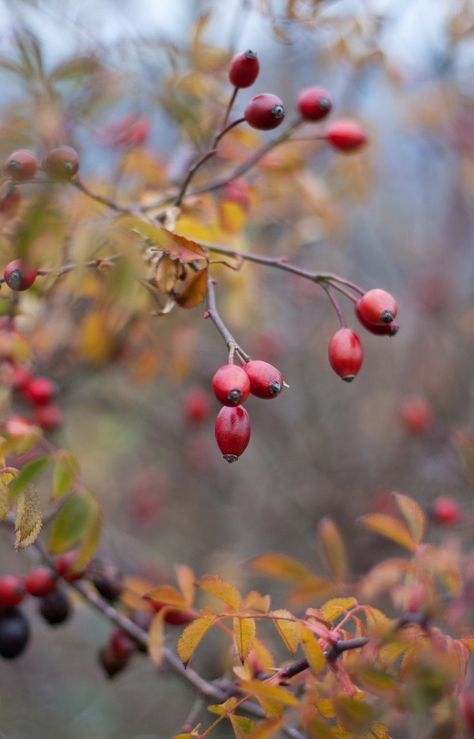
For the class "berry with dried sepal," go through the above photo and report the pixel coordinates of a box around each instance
[328,328,364,382]
[297,86,332,121]
[244,94,285,131]
[357,289,398,327]
[244,360,284,399]
[42,145,79,180]
[229,50,259,88]
[3,260,37,291]
[215,405,251,462]
[5,149,38,182]
[355,299,399,335]
[212,364,250,407]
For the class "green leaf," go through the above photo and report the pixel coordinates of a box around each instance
[9,457,50,501]
[52,452,79,500]
[47,490,95,554]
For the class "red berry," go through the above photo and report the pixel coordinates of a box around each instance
[431,496,460,526]
[10,365,32,391]
[357,289,398,326]
[105,115,150,148]
[3,259,37,291]
[110,629,137,660]
[355,299,399,335]
[212,364,250,406]
[183,389,212,424]
[34,403,63,431]
[0,576,25,607]
[215,405,251,462]
[5,149,38,182]
[229,50,260,88]
[244,94,285,131]
[326,120,367,152]
[55,551,84,581]
[22,376,56,406]
[41,145,79,180]
[24,568,57,597]
[328,328,363,382]
[400,396,434,434]
[296,86,332,121]
[244,360,284,399]
[150,601,196,625]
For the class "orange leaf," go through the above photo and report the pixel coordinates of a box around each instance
[120,216,208,262]
[394,493,426,544]
[359,513,416,552]
[148,610,166,666]
[145,584,188,609]
[234,616,256,663]
[198,574,241,610]
[300,625,325,674]
[271,609,300,654]
[177,613,217,666]
[249,554,314,582]
[175,564,195,608]
[239,680,299,708]
[176,267,208,309]
[318,517,347,581]
[242,591,271,613]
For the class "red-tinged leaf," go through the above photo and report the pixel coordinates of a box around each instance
[198,574,241,610]
[359,513,416,552]
[234,616,256,663]
[271,609,300,654]
[177,613,217,666]
[176,267,208,309]
[300,625,325,674]
[148,610,166,666]
[394,493,426,544]
[249,553,314,582]
[120,216,208,262]
[145,585,188,609]
[318,517,348,582]
[175,564,195,608]
[242,591,271,613]
[246,717,286,739]
[319,597,358,623]
[239,680,299,708]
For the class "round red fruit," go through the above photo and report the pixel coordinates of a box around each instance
[229,50,259,88]
[244,360,284,399]
[183,388,211,424]
[110,629,137,659]
[296,86,332,121]
[22,376,56,406]
[244,94,285,131]
[0,575,25,607]
[24,567,57,597]
[34,403,63,431]
[10,365,32,391]
[150,601,196,625]
[42,145,79,180]
[55,551,84,581]
[326,120,367,152]
[3,259,37,291]
[355,299,399,335]
[5,149,38,182]
[357,289,398,326]
[431,496,460,526]
[212,364,250,406]
[215,405,251,462]
[400,396,433,434]
[328,328,363,382]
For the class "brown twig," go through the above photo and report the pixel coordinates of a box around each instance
[72,178,133,214]
[205,275,250,363]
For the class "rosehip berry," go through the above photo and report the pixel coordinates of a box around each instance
[328,328,364,382]
[212,364,250,406]
[150,600,196,626]
[3,259,37,291]
[41,145,79,180]
[34,403,63,431]
[244,360,284,399]
[10,365,32,391]
[357,289,398,326]
[400,396,434,434]
[431,496,460,526]
[326,120,367,152]
[98,644,128,678]
[355,299,399,335]
[244,94,285,131]
[110,628,137,659]
[296,86,332,121]
[229,50,260,88]
[215,405,251,463]
[22,376,57,406]
[0,576,25,607]
[0,608,30,659]
[90,563,123,603]
[183,388,212,424]
[24,568,57,597]
[55,551,83,581]
[38,588,71,625]
[5,149,38,182]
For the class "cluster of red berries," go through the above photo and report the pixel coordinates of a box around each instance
[212,359,285,462]
[228,50,367,151]
[328,288,399,382]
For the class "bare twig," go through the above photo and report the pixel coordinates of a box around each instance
[205,275,250,363]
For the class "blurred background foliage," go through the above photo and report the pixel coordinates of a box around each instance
[0,0,473,737]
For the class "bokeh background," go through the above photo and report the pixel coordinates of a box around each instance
[0,0,473,737]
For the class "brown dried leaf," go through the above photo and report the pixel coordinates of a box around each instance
[175,267,208,309]
[14,487,42,549]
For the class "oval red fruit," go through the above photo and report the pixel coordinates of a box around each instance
[24,568,57,597]
[34,403,63,431]
[244,360,284,399]
[215,405,251,462]
[22,376,57,406]
[296,86,332,121]
[328,328,363,382]
[0,575,25,607]
[212,364,250,406]
[3,259,37,291]
[357,289,398,326]
[431,496,460,526]
[355,299,399,335]
[5,149,38,182]
[42,145,79,180]
[229,50,259,88]
[244,94,285,131]
[326,120,367,152]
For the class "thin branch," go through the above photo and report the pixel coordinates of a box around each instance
[205,275,250,363]
[72,178,134,214]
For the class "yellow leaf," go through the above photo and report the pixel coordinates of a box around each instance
[146,585,188,610]
[363,606,394,637]
[175,564,195,608]
[198,574,241,610]
[246,717,286,739]
[286,575,332,606]
[148,610,166,666]
[359,513,416,552]
[0,477,12,520]
[252,639,275,672]
[176,267,208,309]
[234,616,256,663]
[334,695,374,732]
[80,311,115,364]
[394,493,426,544]
[242,591,271,613]
[121,575,155,612]
[120,216,208,262]
[249,553,314,582]
[229,714,256,738]
[218,201,247,235]
[177,613,217,665]
[14,487,42,549]
[319,597,358,623]
[318,517,347,581]
[271,609,300,654]
[240,680,299,709]
[300,625,325,674]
